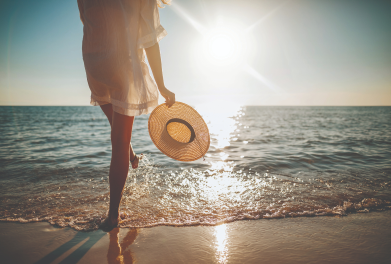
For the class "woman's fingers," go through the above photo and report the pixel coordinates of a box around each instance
[162,88,175,107]
[168,92,175,106]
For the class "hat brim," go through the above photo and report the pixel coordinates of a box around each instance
[148,102,210,162]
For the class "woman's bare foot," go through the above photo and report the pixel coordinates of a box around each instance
[130,153,143,169]
[100,212,120,231]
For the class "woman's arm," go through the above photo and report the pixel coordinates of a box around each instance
[145,43,175,106]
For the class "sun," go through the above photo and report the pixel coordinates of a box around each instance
[198,25,249,68]
[173,1,284,93]
[207,33,235,61]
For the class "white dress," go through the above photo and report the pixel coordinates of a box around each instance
[77,0,167,116]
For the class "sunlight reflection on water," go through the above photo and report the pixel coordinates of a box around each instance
[208,161,235,172]
[201,174,245,202]
[215,224,228,263]
[195,104,243,150]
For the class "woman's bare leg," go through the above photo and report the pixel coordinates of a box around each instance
[106,110,134,225]
[101,104,138,165]
[100,104,113,127]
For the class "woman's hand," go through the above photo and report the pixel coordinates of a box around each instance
[159,87,175,107]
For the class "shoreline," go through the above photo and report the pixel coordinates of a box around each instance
[1,210,391,264]
[2,198,390,231]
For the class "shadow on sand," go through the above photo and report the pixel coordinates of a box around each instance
[34,228,138,264]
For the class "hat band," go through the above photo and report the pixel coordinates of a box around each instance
[166,118,196,143]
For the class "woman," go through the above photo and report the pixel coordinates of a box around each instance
[77,0,175,227]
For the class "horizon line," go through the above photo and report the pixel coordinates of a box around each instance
[1,104,390,107]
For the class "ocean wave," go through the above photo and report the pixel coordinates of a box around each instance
[1,198,390,231]
[1,159,390,231]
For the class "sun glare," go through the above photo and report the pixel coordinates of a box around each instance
[195,24,252,70]
[171,1,285,96]
[208,34,235,60]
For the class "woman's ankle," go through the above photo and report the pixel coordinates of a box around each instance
[108,209,119,219]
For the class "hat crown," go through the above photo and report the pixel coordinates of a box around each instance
[166,118,195,144]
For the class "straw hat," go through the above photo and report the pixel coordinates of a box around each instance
[148,102,210,161]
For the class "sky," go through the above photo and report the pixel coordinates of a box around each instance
[0,0,390,106]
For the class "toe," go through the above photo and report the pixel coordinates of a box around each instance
[131,155,139,169]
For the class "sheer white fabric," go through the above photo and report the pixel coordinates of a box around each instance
[77,0,167,116]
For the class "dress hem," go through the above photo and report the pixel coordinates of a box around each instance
[90,94,158,116]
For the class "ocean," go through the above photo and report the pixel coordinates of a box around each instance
[0,105,390,231]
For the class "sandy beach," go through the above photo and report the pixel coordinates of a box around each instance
[1,210,390,264]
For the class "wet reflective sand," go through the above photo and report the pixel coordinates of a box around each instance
[1,211,391,264]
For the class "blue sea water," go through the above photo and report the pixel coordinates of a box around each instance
[0,105,390,230]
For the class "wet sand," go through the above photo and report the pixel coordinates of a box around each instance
[1,211,391,264]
